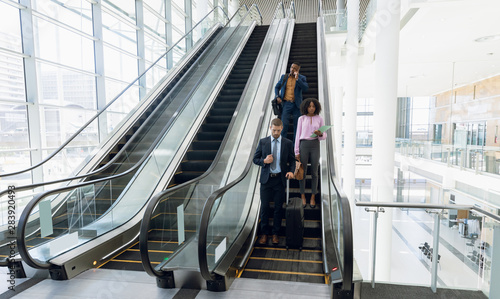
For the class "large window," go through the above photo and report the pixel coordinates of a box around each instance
[357,98,373,147]
[0,0,194,186]
[397,97,431,141]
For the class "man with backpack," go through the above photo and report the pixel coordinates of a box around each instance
[274,62,308,143]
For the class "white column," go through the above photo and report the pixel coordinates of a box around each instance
[343,0,359,214]
[371,0,401,281]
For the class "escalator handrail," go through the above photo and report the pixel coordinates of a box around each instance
[16,5,257,270]
[289,1,296,19]
[272,2,285,20]
[197,81,270,282]
[139,4,264,278]
[317,13,354,290]
[0,5,230,179]
[252,4,263,25]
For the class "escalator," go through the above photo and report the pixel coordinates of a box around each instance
[0,20,222,273]
[194,14,354,298]
[239,22,325,283]
[17,25,228,267]
[138,12,292,289]
[15,5,264,280]
[99,25,270,271]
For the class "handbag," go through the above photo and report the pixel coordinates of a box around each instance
[271,74,287,118]
[294,160,304,180]
[271,97,283,117]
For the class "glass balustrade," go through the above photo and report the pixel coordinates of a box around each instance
[356,201,500,297]
[396,138,500,176]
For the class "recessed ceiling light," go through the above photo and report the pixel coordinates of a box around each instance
[475,34,500,42]
[409,74,425,79]
[487,52,494,56]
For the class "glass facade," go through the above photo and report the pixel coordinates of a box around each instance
[0,0,208,187]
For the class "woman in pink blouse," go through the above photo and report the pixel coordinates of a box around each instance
[294,98,327,208]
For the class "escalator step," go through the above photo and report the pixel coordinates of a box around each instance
[217,95,240,102]
[186,150,217,161]
[212,101,238,110]
[209,108,235,116]
[180,160,213,171]
[191,141,221,150]
[174,171,205,183]
[196,131,226,141]
[205,115,232,123]
[202,123,231,131]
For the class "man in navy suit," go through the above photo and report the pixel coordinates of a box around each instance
[274,62,308,142]
[253,118,295,245]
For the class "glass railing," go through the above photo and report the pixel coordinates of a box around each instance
[15,6,254,270]
[273,2,285,20]
[0,6,230,267]
[323,9,347,32]
[0,6,229,190]
[319,10,354,294]
[396,138,500,176]
[356,200,500,297]
[140,4,284,280]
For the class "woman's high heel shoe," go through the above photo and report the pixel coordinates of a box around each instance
[310,196,316,208]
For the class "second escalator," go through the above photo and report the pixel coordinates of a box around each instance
[99,25,270,271]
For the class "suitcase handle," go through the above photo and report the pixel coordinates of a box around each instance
[286,179,289,206]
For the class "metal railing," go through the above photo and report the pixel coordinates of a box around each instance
[356,200,500,294]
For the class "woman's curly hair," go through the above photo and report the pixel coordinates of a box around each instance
[300,98,322,115]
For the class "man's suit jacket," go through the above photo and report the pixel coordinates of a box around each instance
[274,74,309,109]
[253,136,296,186]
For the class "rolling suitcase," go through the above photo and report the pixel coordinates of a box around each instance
[285,180,304,249]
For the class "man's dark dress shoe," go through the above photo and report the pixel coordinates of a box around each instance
[272,235,279,244]
[258,235,267,244]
